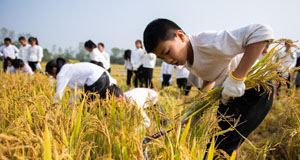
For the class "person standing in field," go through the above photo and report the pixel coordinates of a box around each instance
[175,65,189,92]
[160,61,174,88]
[85,40,109,72]
[143,18,274,156]
[141,52,156,88]
[27,37,43,72]
[98,42,111,73]
[124,49,133,87]
[18,36,30,64]
[131,40,145,88]
[0,37,19,72]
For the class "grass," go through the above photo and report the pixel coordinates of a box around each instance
[0,40,300,159]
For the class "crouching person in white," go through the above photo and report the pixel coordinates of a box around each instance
[45,58,117,102]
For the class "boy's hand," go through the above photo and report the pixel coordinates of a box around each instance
[221,72,245,104]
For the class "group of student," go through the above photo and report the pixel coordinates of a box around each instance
[2,18,300,158]
[124,40,157,88]
[0,36,43,75]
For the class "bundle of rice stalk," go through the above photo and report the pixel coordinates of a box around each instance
[144,39,298,144]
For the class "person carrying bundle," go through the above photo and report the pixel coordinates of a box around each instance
[143,18,274,156]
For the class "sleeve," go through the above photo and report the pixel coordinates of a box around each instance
[202,24,275,57]
[37,46,43,62]
[14,46,19,57]
[55,71,72,100]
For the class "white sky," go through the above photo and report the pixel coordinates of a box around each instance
[1,0,299,52]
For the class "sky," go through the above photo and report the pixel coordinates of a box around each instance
[1,0,300,53]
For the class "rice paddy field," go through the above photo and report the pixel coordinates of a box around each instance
[0,55,300,159]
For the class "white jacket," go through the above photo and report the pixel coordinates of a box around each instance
[90,48,110,70]
[0,44,19,59]
[19,44,30,63]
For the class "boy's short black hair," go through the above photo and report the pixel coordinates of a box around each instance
[12,59,25,69]
[98,42,104,48]
[84,40,96,49]
[4,37,11,42]
[18,36,26,41]
[143,18,183,53]
[99,84,123,99]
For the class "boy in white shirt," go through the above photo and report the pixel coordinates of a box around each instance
[85,40,110,72]
[0,37,19,72]
[98,42,111,73]
[13,59,34,76]
[142,52,157,88]
[143,18,274,155]
[18,36,30,64]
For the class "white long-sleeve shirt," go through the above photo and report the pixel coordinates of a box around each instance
[15,63,33,76]
[28,45,43,62]
[124,88,158,128]
[175,65,189,79]
[131,48,144,70]
[185,24,274,88]
[19,44,30,63]
[142,53,157,68]
[55,63,116,99]
[0,44,19,59]
[90,48,110,70]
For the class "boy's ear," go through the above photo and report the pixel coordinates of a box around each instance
[175,30,186,42]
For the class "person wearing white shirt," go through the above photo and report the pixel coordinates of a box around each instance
[18,36,30,64]
[175,65,189,91]
[98,42,111,73]
[13,59,34,76]
[85,40,110,71]
[0,37,19,72]
[143,19,274,155]
[124,49,133,86]
[142,52,157,88]
[160,62,174,88]
[131,40,144,88]
[27,37,43,71]
[46,58,117,101]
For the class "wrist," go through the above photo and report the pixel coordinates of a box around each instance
[230,70,246,81]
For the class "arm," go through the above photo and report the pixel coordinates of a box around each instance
[232,41,268,79]
[38,46,43,63]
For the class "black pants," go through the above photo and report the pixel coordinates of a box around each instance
[143,67,154,88]
[162,74,171,88]
[127,69,133,86]
[133,66,143,88]
[3,58,8,72]
[214,85,273,155]
[28,61,38,72]
[176,78,187,89]
[84,72,110,101]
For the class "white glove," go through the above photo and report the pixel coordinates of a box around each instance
[221,73,246,105]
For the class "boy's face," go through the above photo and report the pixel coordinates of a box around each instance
[19,39,27,46]
[153,30,189,66]
[4,40,11,46]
